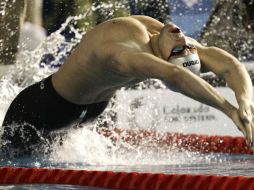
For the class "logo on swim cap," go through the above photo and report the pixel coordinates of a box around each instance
[170,53,201,76]
[182,60,199,67]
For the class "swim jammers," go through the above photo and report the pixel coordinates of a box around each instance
[1,75,108,153]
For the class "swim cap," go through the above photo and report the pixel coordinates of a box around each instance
[170,53,201,76]
[164,53,201,92]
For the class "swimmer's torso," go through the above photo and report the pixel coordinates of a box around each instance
[52,16,165,104]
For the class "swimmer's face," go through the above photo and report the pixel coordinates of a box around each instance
[158,23,197,60]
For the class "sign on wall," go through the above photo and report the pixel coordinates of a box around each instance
[115,87,253,136]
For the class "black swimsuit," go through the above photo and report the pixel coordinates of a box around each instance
[1,75,108,155]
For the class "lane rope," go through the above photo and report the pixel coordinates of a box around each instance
[1,167,254,190]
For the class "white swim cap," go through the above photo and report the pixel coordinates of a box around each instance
[170,53,201,76]
[164,53,201,92]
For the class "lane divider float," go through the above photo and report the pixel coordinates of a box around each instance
[1,167,254,190]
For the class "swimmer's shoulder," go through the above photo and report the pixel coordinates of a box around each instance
[83,16,152,43]
[79,16,161,53]
[91,16,163,32]
[94,16,147,30]
[128,15,164,28]
[109,16,164,35]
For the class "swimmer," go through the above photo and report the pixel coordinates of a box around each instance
[2,15,254,153]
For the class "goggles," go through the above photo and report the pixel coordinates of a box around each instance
[167,43,196,61]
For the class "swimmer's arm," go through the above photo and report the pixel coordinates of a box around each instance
[187,37,254,144]
[115,51,252,138]
[115,50,250,140]
[189,38,253,124]
[115,51,236,115]
[202,47,252,103]
[187,37,253,104]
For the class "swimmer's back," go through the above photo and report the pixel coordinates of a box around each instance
[52,16,165,105]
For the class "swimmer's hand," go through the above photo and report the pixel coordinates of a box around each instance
[230,100,254,147]
[238,100,254,147]
[238,100,253,124]
[230,108,248,139]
